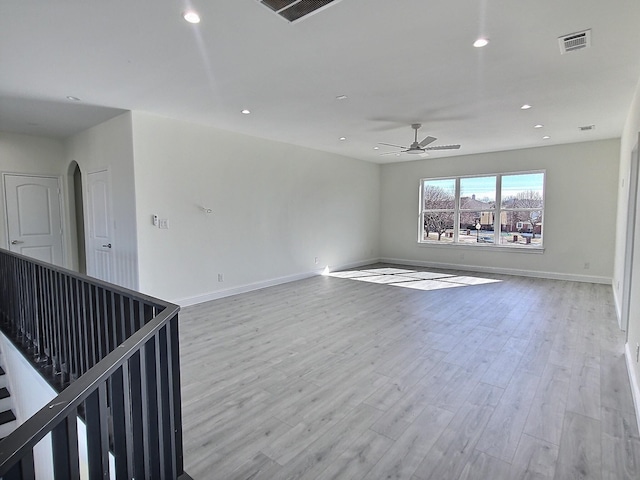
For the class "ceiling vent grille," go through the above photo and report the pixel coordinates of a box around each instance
[261,0,298,11]
[260,0,338,22]
[579,125,595,131]
[558,29,591,54]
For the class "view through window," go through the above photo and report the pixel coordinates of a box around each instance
[420,171,545,247]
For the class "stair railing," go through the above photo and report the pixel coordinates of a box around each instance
[0,248,187,479]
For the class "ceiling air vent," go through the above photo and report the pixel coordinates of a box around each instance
[260,0,339,22]
[579,125,595,131]
[558,29,591,54]
[261,0,298,11]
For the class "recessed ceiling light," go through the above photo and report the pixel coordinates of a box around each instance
[542,135,551,140]
[395,153,401,156]
[521,104,532,110]
[183,11,201,24]
[339,137,346,141]
[241,109,251,115]
[473,38,489,48]
[373,146,379,150]
[534,124,544,128]
[66,96,81,102]
[336,95,348,100]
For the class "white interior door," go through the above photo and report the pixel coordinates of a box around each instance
[86,169,113,282]
[3,174,64,266]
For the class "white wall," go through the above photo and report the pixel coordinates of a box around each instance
[617,77,640,415]
[131,112,380,304]
[65,113,139,290]
[380,139,620,282]
[0,131,67,254]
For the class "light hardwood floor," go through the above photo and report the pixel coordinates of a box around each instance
[179,264,640,479]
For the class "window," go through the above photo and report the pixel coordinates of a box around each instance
[419,171,545,248]
[422,178,455,243]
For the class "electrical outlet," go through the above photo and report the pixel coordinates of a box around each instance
[159,219,169,229]
[583,262,590,270]
[314,257,319,265]
[218,273,224,282]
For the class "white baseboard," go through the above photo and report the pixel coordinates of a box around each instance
[175,255,613,308]
[173,257,380,307]
[379,257,612,284]
[624,342,640,437]
[613,281,624,330]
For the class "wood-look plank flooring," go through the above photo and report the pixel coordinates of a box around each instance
[179,264,640,479]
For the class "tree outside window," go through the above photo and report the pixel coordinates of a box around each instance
[421,180,455,242]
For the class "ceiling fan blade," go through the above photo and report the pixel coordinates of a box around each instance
[424,144,461,151]
[379,142,408,149]
[419,135,437,147]
[379,151,403,156]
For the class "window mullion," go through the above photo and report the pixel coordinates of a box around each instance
[418,181,424,242]
[454,177,461,242]
[494,174,502,244]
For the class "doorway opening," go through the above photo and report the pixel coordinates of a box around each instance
[622,138,640,337]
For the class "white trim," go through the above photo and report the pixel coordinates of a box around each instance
[624,342,640,438]
[177,255,613,307]
[416,242,545,254]
[613,281,623,327]
[173,257,380,307]
[379,257,611,284]
[620,138,640,335]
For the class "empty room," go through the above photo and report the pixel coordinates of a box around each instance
[1,1,640,479]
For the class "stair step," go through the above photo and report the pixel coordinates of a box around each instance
[0,410,16,425]
[0,410,16,438]
[0,388,10,412]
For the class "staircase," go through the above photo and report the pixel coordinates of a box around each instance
[0,360,17,440]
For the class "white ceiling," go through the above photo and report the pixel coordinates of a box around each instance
[1,0,639,164]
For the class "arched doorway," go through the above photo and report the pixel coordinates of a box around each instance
[69,161,87,274]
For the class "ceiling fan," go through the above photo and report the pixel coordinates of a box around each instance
[379,123,461,156]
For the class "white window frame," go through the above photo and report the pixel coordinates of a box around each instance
[418,170,545,249]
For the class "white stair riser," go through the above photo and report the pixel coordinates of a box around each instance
[0,397,11,412]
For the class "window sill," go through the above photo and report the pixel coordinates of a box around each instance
[416,241,544,254]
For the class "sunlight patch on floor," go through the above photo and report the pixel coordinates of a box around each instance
[328,267,502,291]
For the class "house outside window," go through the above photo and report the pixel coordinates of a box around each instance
[419,171,545,248]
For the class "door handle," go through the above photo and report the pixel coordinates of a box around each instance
[102,243,112,249]
[11,240,23,245]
